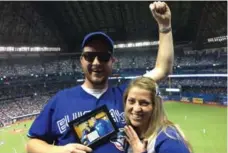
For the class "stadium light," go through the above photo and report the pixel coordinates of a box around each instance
[114,41,159,49]
[169,74,227,77]
[127,43,133,47]
[207,35,227,43]
[142,41,151,46]
[166,88,180,92]
[115,44,125,48]
[135,42,143,47]
[0,46,61,52]
[77,79,84,82]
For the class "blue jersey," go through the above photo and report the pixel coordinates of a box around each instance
[81,127,95,145]
[27,84,128,153]
[127,127,191,153]
[93,119,113,137]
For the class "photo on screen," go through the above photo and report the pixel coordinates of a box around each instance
[69,105,118,149]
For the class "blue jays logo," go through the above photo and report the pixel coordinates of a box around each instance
[110,128,128,152]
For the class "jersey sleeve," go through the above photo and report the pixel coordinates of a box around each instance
[155,138,190,153]
[155,128,190,153]
[27,94,58,144]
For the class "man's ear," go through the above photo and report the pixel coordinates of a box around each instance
[80,55,82,60]
[112,57,117,63]
[80,55,83,64]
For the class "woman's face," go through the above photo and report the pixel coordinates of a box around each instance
[125,87,153,131]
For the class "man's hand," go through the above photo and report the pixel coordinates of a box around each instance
[53,143,92,153]
[26,138,92,153]
[124,125,148,153]
[149,1,171,29]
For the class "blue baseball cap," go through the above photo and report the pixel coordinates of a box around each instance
[81,32,114,53]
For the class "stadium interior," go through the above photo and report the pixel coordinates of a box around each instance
[0,1,227,153]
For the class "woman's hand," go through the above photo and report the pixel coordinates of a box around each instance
[124,125,148,153]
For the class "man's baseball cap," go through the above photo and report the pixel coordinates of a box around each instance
[81,32,114,53]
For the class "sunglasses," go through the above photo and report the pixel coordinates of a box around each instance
[82,52,112,63]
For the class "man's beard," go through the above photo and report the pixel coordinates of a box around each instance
[82,65,112,87]
[88,74,108,86]
[83,70,109,87]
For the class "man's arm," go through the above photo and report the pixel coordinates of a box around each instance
[26,94,92,153]
[26,138,92,153]
[27,139,57,153]
[145,2,174,82]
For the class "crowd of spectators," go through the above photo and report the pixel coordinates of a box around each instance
[0,77,226,125]
[159,78,227,88]
[0,56,226,77]
[182,87,226,96]
[0,95,50,124]
[0,47,227,125]
[0,47,226,77]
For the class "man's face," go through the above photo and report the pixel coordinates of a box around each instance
[90,117,97,126]
[81,39,113,88]
[85,121,89,127]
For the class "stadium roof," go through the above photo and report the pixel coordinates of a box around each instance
[0,1,226,53]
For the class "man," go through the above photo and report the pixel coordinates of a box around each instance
[26,2,174,153]
[90,116,113,137]
[81,121,95,145]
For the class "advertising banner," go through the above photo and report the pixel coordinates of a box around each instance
[192,98,204,104]
[180,97,191,103]
[219,96,227,106]
[206,102,219,105]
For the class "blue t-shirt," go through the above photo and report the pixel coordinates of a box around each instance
[27,84,128,153]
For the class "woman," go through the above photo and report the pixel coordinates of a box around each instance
[123,77,192,153]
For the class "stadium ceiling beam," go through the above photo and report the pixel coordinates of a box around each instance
[194,1,227,49]
[115,2,128,41]
[0,2,11,37]
[193,2,207,49]
[209,2,226,37]
[65,1,83,34]
[30,2,69,52]
[69,1,93,52]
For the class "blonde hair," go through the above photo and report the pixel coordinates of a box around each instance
[123,77,192,152]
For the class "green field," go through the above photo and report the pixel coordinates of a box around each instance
[0,102,227,153]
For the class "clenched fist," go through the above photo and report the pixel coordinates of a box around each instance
[149,1,171,30]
